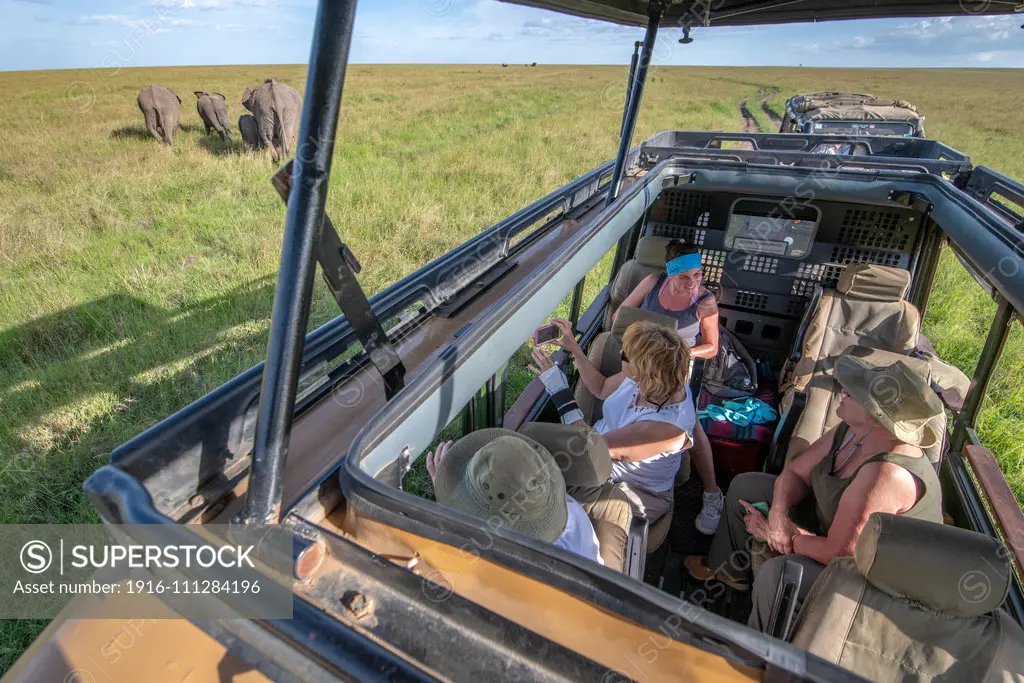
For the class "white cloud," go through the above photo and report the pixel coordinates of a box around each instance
[154,0,269,9]
[973,52,995,62]
[71,14,131,25]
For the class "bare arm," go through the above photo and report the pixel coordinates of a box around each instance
[689,311,720,359]
[761,426,839,553]
[793,461,919,564]
[612,274,659,324]
[544,319,625,400]
[604,421,692,463]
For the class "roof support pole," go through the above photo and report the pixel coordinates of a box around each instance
[619,41,642,138]
[241,0,359,525]
[606,4,663,208]
[950,295,1015,455]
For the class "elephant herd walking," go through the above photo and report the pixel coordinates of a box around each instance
[136,79,303,162]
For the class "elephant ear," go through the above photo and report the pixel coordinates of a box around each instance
[194,91,205,99]
[214,92,226,101]
[242,86,254,109]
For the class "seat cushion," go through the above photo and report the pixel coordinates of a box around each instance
[569,483,632,572]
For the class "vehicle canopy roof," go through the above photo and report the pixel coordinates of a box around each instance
[787,91,924,123]
[498,0,1021,27]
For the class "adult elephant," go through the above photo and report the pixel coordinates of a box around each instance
[195,91,232,141]
[241,78,303,164]
[137,84,181,145]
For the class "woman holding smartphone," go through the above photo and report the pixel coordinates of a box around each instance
[528,320,701,527]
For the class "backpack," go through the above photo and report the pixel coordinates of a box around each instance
[702,327,757,399]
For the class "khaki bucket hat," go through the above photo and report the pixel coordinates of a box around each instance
[433,428,568,543]
[835,356,943,448]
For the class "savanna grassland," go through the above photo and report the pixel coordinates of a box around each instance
[1,64,1023,668]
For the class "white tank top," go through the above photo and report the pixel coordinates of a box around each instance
[594,378,695,494]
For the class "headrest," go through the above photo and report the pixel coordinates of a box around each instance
[855,513,1011,618]
[634,237,676,268]
[517,423,610,488]
[837,263,911,302]
[610,306,678,342]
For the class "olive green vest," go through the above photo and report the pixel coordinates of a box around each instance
[811,424,943,531]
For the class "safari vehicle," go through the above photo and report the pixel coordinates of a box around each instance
[7,1,1024,682]
[779,91,926,138]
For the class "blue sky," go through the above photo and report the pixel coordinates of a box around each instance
[2,0,1022,72]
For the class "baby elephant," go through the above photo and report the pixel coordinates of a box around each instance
[137,84,181,145]
[195,91,232,141]
[238,114,261,151]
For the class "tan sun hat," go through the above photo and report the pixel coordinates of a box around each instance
[835,355,943,448]
[433,428,568,543]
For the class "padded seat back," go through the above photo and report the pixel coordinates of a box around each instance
[791,513,1024,683]
[517,423,632,572]
[606,236,676,329]
[780,264,928,462]
[784,263,920,394]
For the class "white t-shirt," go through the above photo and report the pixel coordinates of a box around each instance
[553,495,604,565]
[594,378,695,494]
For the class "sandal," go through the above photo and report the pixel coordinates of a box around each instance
[683,555,750,592]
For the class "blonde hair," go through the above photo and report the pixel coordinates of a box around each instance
[621,321,691,405]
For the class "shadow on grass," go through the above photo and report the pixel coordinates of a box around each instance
[110,125,156,141]
[197,134,245,156]
[111,123,207,142]
[0,275,279,525]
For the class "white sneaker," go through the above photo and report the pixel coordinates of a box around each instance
[696,490,725,535]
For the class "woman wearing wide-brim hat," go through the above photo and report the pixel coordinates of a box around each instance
[684,356,945,633]
[425,429,604,565]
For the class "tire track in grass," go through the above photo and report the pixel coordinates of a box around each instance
[738,98,760,133]
[759,89,783,129]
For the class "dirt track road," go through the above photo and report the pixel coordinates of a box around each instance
[759,92,783,129]
[738,98,760,133]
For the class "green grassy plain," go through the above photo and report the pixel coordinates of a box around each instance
[1,64,1023,669]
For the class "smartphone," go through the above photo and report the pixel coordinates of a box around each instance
[533,323,562,345]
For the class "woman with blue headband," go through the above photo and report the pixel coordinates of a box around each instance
[615,240,720,360]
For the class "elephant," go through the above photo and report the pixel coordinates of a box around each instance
[241,78,303,164]
[238,114,261,151]
[137,84,181,145]
[194,91,232,141]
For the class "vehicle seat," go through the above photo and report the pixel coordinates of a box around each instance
[778,263,922,461]
[517,423,636,572]
[790,513,1024,683]
[606,236,677,329]
[782,263,919,394]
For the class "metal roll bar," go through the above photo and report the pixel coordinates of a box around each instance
[241,0,360,525]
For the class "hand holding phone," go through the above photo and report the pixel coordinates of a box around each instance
[533,323,562,345]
